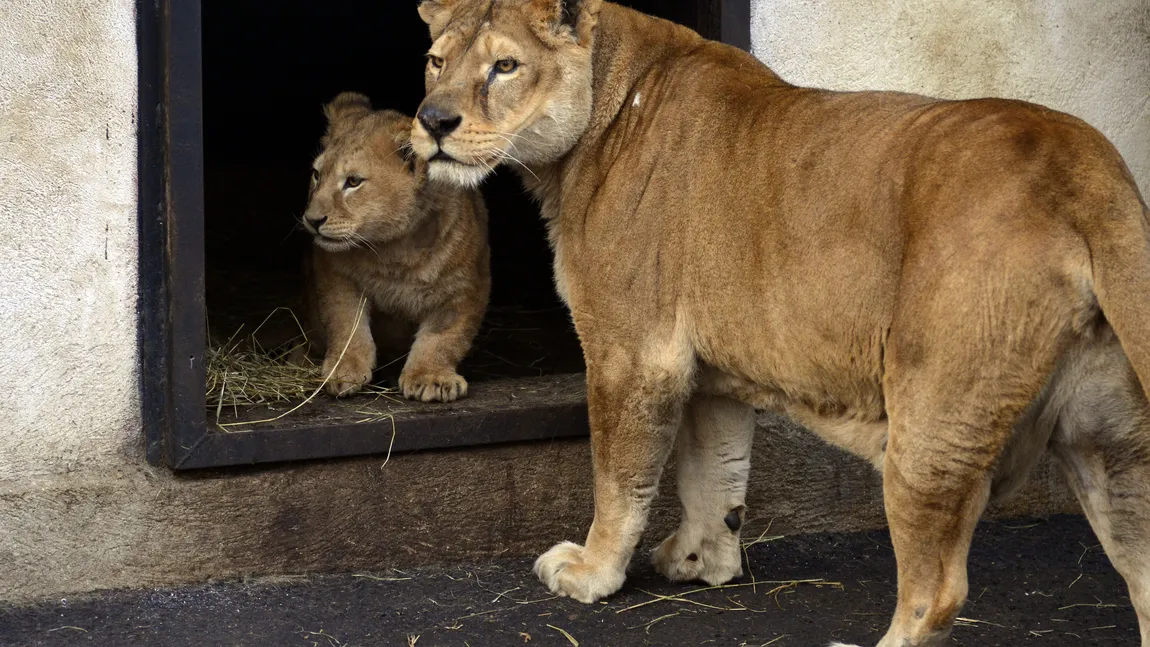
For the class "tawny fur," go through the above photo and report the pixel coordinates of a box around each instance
[302,92,490,402]
[413,2,1150,645]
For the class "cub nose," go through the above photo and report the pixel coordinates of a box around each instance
[305,214,327,230]
[417,105,462,140]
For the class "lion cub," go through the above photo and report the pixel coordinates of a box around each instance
[301,92,490,402]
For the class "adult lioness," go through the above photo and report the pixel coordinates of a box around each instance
[411,1,1150,645]
[303,92,490,402]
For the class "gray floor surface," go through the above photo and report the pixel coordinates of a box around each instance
[0,515,1138,646]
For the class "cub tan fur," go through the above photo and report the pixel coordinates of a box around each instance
[414,2,1150,646]
[303,92,490,401]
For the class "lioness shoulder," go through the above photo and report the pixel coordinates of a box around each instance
[302,92,490,402]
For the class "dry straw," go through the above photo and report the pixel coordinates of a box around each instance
[205,302,399,428]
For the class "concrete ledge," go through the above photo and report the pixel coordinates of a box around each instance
[0,413,1078,603]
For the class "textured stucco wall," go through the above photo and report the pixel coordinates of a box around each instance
[752,0,1150,196]
[0,0,141,481]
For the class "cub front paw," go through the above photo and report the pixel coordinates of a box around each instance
[322,354,373,398]
[533,541,625,604]
[399,369,468,402]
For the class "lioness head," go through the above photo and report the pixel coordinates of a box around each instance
[303,92,425,252]
[411,0,602,187]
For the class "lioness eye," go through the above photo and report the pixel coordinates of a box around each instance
[311,168,319,182]
[495,58,519,74]
[344,176,363,189]
[427,54,444,70]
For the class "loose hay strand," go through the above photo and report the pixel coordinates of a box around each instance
[615,579,839,614]
[547,624,579,646]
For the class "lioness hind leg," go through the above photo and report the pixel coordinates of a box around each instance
[652,395,754,585]
[879,382,1046,647]
[879,418,996,647]
[1052,334,1150,646]
[875,300,1069,645]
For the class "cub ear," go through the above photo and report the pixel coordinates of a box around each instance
[418,0,461,40]
[388,114,413,150]
[380,112,423,177]
[323,92,372,128]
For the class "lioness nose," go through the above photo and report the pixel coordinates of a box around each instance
[305,215,327,229]
[418,105,462,139]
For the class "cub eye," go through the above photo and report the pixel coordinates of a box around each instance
[494,58,519,74]
[310,168,319,183]
[344,176,363,189]
[427,54,444,70]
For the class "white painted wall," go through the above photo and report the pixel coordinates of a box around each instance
[752,0,1150,195]
[0,0,141,482]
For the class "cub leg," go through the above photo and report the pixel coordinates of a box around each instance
[534,336,694,603]
[399,294,485,403]
[1052,335,1150,646]
[313,266,375,398]
[652,395,754,585]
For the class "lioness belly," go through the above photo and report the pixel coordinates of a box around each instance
[697,364,889,469]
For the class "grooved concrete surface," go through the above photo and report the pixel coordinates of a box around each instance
[0,515,1138,647]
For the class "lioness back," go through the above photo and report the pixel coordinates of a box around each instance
[302,92,490,402]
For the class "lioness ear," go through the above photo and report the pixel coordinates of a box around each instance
[560,0,601,44]
[418,0,460,40]
[532,0,601,46]
[324,92,372,127]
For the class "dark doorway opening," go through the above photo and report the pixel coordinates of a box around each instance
[201,1,587,388]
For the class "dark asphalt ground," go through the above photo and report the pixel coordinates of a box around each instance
[0,514,1138,647]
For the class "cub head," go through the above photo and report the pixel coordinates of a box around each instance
[303,92,425,252]
[411,0,602,187]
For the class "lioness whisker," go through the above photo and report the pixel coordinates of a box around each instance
[490,134,520,150]
[472,153,498,176]
[494,130,532,143]
[490,147,539,181]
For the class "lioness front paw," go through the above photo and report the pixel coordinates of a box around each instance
[322,354,373,398]
[399,369,468,402]
[651,525,743,585]
[533,541,626,604]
